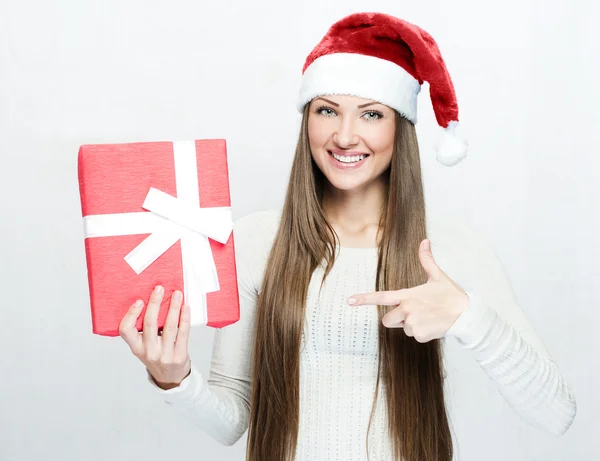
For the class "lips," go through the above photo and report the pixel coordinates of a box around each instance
[328,149,370,157]
[326,150,370,170]
[327,150,370,160]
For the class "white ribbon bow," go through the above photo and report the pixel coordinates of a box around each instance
[82,140,233,326]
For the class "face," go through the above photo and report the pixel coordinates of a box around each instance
[307,94,395,192]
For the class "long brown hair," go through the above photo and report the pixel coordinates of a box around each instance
[246,104,453,461]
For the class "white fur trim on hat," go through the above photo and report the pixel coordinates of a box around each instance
[297,53,421,122]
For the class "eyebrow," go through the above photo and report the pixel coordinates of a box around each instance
[314,97,380,109]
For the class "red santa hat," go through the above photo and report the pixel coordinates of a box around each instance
[297,12,468,167]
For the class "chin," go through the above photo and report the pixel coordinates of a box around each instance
[323,173,370,192]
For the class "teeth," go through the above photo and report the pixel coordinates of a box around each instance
[331,152,366,163]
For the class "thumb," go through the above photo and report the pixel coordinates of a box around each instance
[419,239,443,280]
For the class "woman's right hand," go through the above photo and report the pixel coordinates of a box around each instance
[119,285,192,390]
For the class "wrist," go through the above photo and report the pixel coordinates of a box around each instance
[150,367,192,390]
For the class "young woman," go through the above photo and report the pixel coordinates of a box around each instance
[119,12,576,461]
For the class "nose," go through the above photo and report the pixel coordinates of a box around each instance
[332,117,359,148]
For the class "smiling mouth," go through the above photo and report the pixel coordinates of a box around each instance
[327,150,370,164]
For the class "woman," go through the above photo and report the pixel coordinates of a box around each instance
[119,12,576,461]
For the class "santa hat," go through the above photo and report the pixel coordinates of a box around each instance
[297,12,468,167]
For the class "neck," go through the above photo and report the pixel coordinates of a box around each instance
[321,178,387,230]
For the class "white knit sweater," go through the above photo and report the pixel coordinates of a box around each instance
[147,209,576,459]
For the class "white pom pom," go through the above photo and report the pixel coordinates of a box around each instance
[435,121,468,166]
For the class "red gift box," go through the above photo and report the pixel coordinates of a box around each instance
[78,139,239,336]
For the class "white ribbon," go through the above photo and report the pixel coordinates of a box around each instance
[82,140,233,326]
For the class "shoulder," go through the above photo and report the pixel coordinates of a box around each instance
[426,212,495,268]
[427,212,480,246]
[233,208,281,247]
[233,208,281,232]
[232,208,281,289]
[426,212,504,297]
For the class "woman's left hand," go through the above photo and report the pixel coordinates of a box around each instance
[347,239,469,343]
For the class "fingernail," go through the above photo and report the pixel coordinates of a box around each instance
[155,285,164,294]
[134,300,143,308]
[173,290,181,301]
[347,297,357,305]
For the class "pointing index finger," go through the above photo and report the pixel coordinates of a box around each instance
[347,289,410,306]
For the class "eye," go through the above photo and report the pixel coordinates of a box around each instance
[315,105,336,117]
[363,111,383,121]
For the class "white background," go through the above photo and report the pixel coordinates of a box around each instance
[0,0,597,460]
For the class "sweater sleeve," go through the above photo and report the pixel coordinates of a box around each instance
[145,210,275,446]
[442,223,577,437]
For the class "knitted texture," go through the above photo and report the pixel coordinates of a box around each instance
[148,209,576,458]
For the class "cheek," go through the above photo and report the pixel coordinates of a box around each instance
[376,152,393,170]
[371,122,395,149]
[308,117,328,147]
[368,124,394,165]
[308,120,330,166]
